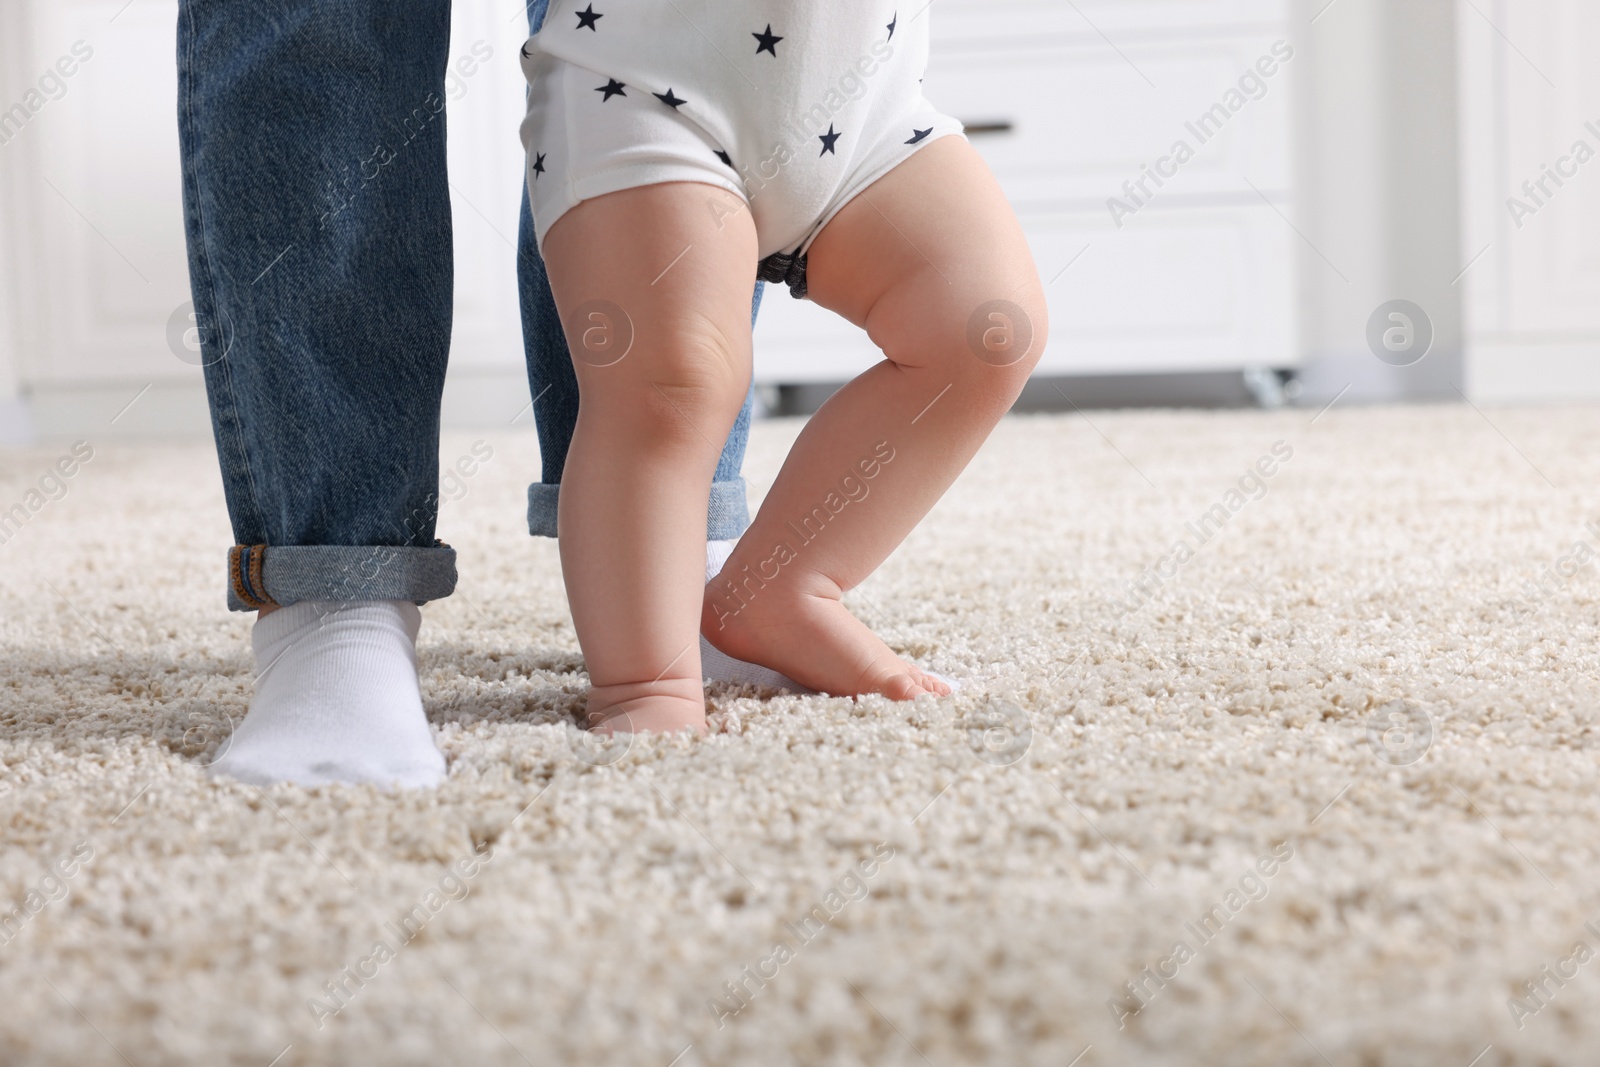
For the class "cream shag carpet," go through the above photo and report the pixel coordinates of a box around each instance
[3,405,1600,1067]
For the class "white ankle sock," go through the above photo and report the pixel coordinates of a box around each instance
[700,539,809,693]
[207,599,446,789]
[705,537,737,579]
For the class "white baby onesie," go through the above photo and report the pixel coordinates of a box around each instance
[518,1,968,298]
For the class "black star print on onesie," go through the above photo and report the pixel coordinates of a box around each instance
[574,4,602,30]
[887,12,897,39]
[714,149,734,167]
[906,127,932,144]
[819,124,841,155]
[532,152,547,177]
[654,88,687,108]
[596,77,626,101]
[752,24,783,55]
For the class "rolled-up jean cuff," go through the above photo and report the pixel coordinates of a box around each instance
[225,542,458,612]
[525,479,752,541]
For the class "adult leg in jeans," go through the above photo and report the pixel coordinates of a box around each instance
[178,0,455,787]
[515,0,797,691]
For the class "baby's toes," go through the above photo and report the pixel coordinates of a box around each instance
[874,667,951,700]
[877,672,927,701]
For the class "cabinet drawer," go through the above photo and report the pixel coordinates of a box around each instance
[924,34,1295,209]
[1023,204,1295,373]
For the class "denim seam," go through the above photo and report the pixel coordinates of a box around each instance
[248,544,268,605]
[229,545,270,609]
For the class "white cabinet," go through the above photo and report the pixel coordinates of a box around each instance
[752,0,1299,382]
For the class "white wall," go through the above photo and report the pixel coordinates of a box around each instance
[1457,0,1600,403]
[0,0,33,442]
[1289,0,1464,404]
[0,178,27,444]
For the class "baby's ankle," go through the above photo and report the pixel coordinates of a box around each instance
[700,582,766,663]
[701,573,817,658]
[586,676,707,735]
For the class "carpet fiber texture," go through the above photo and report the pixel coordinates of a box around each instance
[3,405,1600,1066]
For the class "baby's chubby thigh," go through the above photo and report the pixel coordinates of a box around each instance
[541,178,760,455]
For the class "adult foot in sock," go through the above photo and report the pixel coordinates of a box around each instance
[699,539,809,692]
[207,599,447,789]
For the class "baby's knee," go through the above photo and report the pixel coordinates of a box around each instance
[968,285,1048,391]
[882,281,1049,406]
[653,336,749,417]
[582,329,749,448]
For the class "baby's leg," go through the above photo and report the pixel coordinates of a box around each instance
[541,182,758,733]
[703,136,1047,698]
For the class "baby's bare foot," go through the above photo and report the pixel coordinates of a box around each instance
[586,677,708,736]
[702,582,950,700]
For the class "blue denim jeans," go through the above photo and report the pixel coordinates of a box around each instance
[176,0,757,611]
